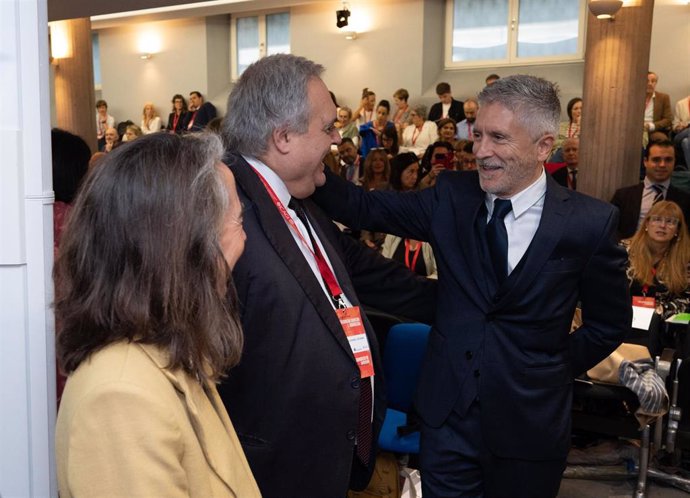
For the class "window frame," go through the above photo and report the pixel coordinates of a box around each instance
[230,9,291,81]
[443,0,587,69]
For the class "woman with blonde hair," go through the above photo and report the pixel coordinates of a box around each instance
[624,200,690,319]
[141,102,162,134]
[54,132,260,497]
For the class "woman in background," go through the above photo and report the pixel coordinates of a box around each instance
[400,104,438,158]
[123,124,143,142]
[381,152,437,277]
[392,88,411,130]
[353,87,376,127]
[360,148,391,250]
[167,94,188,134]
[335,105,359,148]
[624,200,690,320]
[359,99,395,159]
[54,132,260,497]
[141,102,162,134]
[554,97,582,153]
[381,126,399,160]
[437,117,459,149]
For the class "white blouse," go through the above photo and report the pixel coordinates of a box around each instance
[399,121,438,158]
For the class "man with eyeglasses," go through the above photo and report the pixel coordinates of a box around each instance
[611,138,690,239]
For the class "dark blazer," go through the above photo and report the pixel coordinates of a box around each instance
[217,154,436,498]
[610,182,690,239]
[428,98,465,123]
[187,102,217,132]
[312,169,630,466]
[166,111,188,134]
[550,165,571,189]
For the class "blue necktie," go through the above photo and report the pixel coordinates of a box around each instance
[486,199,513,283]
[651,184,664,204]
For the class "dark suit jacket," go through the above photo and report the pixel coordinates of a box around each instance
[610,182,690,239]
[652,91,673,133]
[550,165,571,189]
[313,169,630,465]
[217,154,436,498]
[187,102,217,132]
[166,111,188,134]
[428,98,465,123]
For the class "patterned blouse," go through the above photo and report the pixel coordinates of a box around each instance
[622,240,690,319]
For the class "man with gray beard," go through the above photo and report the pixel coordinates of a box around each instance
[312,74,630,497]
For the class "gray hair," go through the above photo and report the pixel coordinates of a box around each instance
[477,75,560,140]
[411,103,428,120]
[223,54,324,156]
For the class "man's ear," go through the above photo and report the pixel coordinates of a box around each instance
[536,133,555,162]
[272,126,291,155]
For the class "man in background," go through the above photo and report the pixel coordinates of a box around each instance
[644,72,673,137]
[456,98,478,140]
[612,139,690,239]
[186,90,217,132]
[551,137,579,190]
[428,82,465,124]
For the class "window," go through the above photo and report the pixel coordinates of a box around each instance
[445,0,585,68]
[232,12,290,78]
[92,33,102,90]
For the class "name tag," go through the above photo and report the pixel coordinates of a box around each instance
[632,296,656,330]
[336,306,374,379]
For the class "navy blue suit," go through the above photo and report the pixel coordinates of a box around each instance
[313,168,630,497]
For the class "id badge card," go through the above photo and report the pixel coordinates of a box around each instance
[336,306,374,379]
[632,296,656,330]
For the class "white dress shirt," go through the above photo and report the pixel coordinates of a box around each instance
[639,177,671,229]
[246,156,353,309]
[485,169,547,275]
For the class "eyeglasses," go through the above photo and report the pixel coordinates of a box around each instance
[648,215,679,226]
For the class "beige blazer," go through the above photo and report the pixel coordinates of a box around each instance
[55,341,261,498]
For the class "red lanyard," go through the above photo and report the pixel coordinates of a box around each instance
[187,111,197,130]
[404,239,422,271]
[411,126,422,145]
[172,113,180,130]
[467,122,472,137]
[252,167,345,303]
[642,267,657,296]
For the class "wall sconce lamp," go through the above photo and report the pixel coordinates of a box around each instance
[140,53,153,60]
[588,0,623,20]
[336,4,350,29]
[344,31,358,41]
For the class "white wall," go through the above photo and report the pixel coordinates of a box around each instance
[1,0,56,496]
[649,0,690,107]
[92,0,688,124]
[98,16,213,126]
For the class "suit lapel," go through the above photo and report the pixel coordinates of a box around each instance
[228,155,355,360]
[493,176,572,307]
[456,180,494,306]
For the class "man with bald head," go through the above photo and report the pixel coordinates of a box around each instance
[456,98,479,140]
[551,137,579,190]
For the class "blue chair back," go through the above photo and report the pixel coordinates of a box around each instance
[383,323,431,413]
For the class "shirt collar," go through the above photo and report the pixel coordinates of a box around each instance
[486,168,547,219]
[643,176,671,191]
[243,155,291,208]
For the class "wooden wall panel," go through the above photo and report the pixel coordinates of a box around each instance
[579,0,655,201]
[53,18,97,153]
